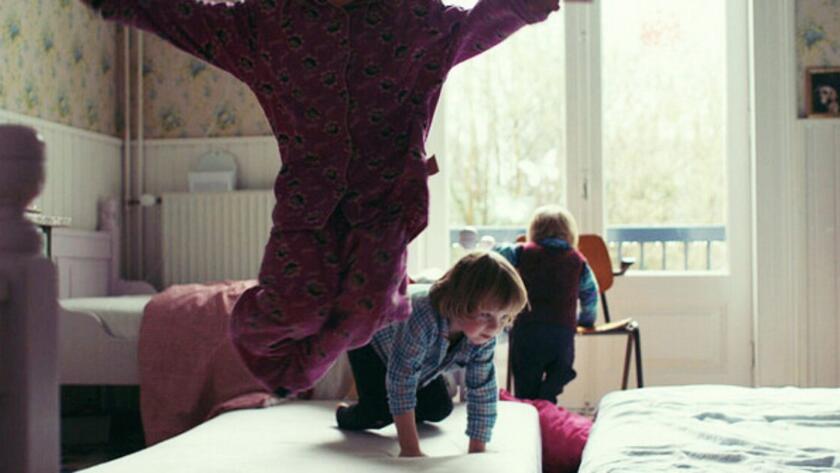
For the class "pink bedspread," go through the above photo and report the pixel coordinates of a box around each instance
[138,280,276,445]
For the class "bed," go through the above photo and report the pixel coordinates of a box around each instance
[579,385,840,472]
[59,294,151,385]
[55,227,538,473]
[81,400,541,473]
[54,198,157,386]
[57,283,542,473]
[56,257,539,470]
[54,235,541,472]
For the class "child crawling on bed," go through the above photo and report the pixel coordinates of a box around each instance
[336,251,527,456]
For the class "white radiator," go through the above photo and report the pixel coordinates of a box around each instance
[161,191,274,286]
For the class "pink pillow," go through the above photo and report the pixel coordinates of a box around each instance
[500,389,592,473]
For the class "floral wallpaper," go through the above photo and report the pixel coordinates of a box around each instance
[0,0,120,135]
[141,34,271,138]
[140,0,840,132]
[796,0,840,117]
[3,0,834,135]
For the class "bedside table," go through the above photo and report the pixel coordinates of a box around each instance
[25,212,71,258]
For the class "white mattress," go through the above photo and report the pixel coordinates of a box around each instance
[82,400,540,473]
[580,385,840,472]
[59,295,152,339]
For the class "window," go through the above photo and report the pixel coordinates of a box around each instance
[439,1,731,272]
[443,2,566,257]
[601,0,728,271]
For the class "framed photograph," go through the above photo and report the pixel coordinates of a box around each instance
[806,67,840,118]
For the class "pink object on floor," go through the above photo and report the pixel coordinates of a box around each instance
[138,280,274,446]
[499,389,592,473]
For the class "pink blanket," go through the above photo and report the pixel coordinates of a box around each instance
[500,389,592,473]
[138,280,276,445]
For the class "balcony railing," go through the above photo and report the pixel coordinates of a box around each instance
[607,225,726,270]
[450,224,727,271]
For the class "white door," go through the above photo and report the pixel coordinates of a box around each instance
[566,0,753,406]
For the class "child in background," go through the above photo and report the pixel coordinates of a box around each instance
[336,251,528,457]
[496,205,598,402]
[79,0,587,396]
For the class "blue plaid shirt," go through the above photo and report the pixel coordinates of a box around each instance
[371,289,498,443]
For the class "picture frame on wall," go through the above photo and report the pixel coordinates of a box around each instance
[806,67,840,118]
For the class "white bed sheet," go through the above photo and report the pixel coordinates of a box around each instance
[58,295,153,385]
[82,400,541,473]
[60,295,152,340]
[580,385,840,472]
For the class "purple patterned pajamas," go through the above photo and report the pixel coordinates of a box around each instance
[82,0,560,393]
[231,210,411,391]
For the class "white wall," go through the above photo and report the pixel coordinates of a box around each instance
[0,110,123,232]
[132,135,451,287]
[801,120,840,386]
[130,137,279,287]
[136,137,281,195]
[752,0,840,387]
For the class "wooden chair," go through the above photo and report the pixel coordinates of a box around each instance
[577,234,643,389]
[505,233,643,394]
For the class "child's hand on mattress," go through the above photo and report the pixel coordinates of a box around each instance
[468,439,486,454]
[395,411,425,457]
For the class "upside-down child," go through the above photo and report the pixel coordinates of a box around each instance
[80,0,588,396]
[336,251,528,456]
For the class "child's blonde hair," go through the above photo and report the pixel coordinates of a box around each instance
[527,205,579,247]
[429,251,528,324]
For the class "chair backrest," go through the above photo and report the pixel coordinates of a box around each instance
[578,234,613,293]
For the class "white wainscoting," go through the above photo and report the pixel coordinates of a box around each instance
[134,137,280,288]
[135,135,450,287]
[801,120,840,387]
[0,109,123,231]
[751,0,806,387]
[135,136,281,195]
[51,229,112,299]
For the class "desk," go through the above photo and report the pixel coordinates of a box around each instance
[25,213,71,258]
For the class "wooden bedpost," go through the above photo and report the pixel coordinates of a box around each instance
[0,125,59,473]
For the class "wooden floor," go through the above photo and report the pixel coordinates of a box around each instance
[60,386,145,472]
[62,439,144,472]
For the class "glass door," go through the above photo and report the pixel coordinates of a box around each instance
[590,0,753,394]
